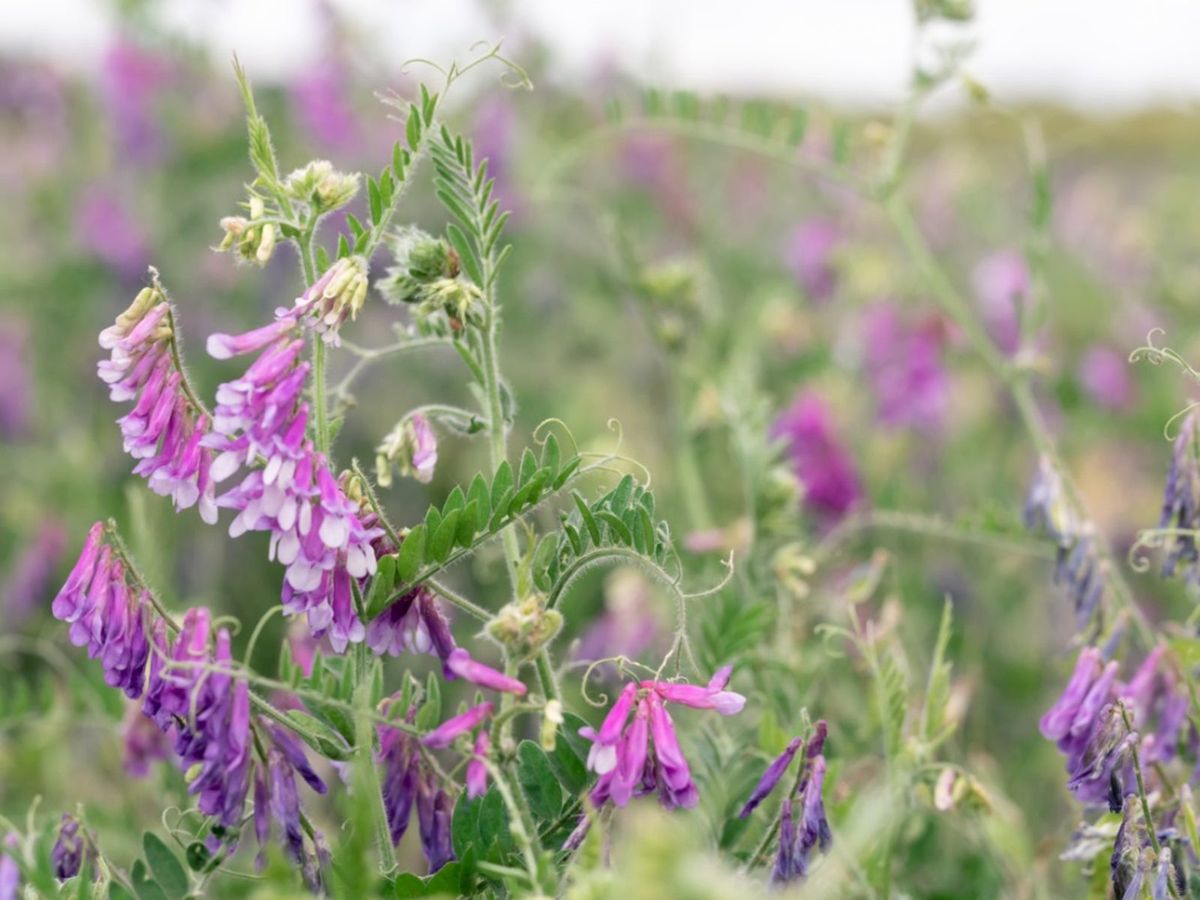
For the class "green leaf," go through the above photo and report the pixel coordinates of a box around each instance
[517,741,563,821]
[488,488,515,530]
[442,485,466,515]
[429,509,461,563]
[610,475,635,515]
[406,104,422,150]
[540,435,560,479]
[451,793,482,858]
[285,709,352,761]
[467,474,491,528]
[553,456,582,490]
[920,600,955,744]
[596,511,633,545]
[365,555,397,617]
[446,223,483,287]
[572,493,601,545]
[396,525,426,584]
[184,842,210,873]
[415,673,442,731]
[546,726,589,795]
[491,461,514,510]
[424,505,443,540]
[129,860,168,900]
[457,501,480,548]
[368,177,383,224]
[392,141,406,178]
[476,786,510,853]
[518,448,538,487]
[142,833,188,899]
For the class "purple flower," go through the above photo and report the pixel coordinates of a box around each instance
[860,303,949,431]
[739,735,804,819]
[75,187,150,280]
[649,667,746,716]
[1158,413,1200,585]
[1078,345,1135,412]
[771,740,832,884]
[0,834,18,900]
[467,731,490,799]
[100,286,216,522]
[784,219,841,302]
[366,588,455,661]
[122,706,171,777]
[379,712,420,846]
[421,702,494,750]
[1023,455,1076,549]
[417,774,455,873]
[573,569,661,664]
[51,815,83,881]
[258,740,324,891]
[770,391,862,524]
[0,319,31,439]
[971,250,1028,355]
[101,39,172,161]
[445,648,527,696]
[2,519,67,627]
[289,59,361,153]
[472,95,522,222]
[409,415,438,483]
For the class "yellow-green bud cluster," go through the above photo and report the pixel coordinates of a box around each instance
[284,160,360,212]
[218,196,275,266]
[485,593,563,663]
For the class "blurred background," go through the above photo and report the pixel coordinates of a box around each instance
[5,1,1200,895]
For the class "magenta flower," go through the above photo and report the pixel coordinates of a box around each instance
[1078,345,1135,412]
[467,731,491,799]
[101,39,172,161]
[572,669,745,843]
[409,414,438,484]
[971,250,1028,355]
[290,59,361,154]
[421,702,495,750]
[75,187,151,279]
[445,648,527,696]
[99,287,217,523]
[0,319,31,440]
[253,726,327,889]
[379,709,421,846]
[771,391,862,523]
[784,219,841,302]
[860,303,949,431]
[2,519,67,627]
[122,706,171,777]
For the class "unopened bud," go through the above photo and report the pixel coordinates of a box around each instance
[284,160,360,211]
[486,594,564,662]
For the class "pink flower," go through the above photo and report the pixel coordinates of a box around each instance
[421,702,494,750]
[445,648,527,696]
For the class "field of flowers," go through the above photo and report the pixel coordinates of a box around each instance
[6,5,1200,898]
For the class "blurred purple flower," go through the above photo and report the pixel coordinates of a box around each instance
[784,219,841,302]
[51,815,84,881]
[101,39,173,161]
[122,705,171,777]
[290,59,360,154]
[472,95,523,221]
[0,320,32,439]
[771,391,862,523]
[1078,345,1135,412]
[971,250,1028,355]
[0,61,68,186]
[0,834,18,900]
[573,569,661,665]
[3,518,68,628]
[861,303,949,431]
[75,188,150,280]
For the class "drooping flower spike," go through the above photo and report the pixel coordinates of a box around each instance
[253,724,328,890]
[98,282,217,523]
[770,722,831,884]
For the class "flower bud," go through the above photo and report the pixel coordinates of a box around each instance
[218,195,276,266]
[541,699,564,751]
[486,593,564,662]
[284,160,359,212]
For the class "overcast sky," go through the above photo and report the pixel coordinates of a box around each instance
[7,0,1200,110]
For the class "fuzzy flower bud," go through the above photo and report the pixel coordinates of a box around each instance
[485,593,564,662]
[218,195,275,266]
[289,255,369,345]
[283,160,359,211]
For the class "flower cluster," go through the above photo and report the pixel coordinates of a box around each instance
[52,529,326,854]
[253,725,329,889]
[375,413,439,486]
[770,723,831,884]
[566,669,745,849]
[202,260,382,652]
[771,391,862,524]
[1024,455,1107,627]
[1040,646,1187,811]
[98,282,216,523]
[51,815,86,882]
[1158,412,1200,587]
[377,700,459,872]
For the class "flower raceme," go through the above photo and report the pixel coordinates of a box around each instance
[1040,646,1188,811]
[574,669,745,828]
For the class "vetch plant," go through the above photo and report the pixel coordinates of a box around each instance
[3,45,830,897]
